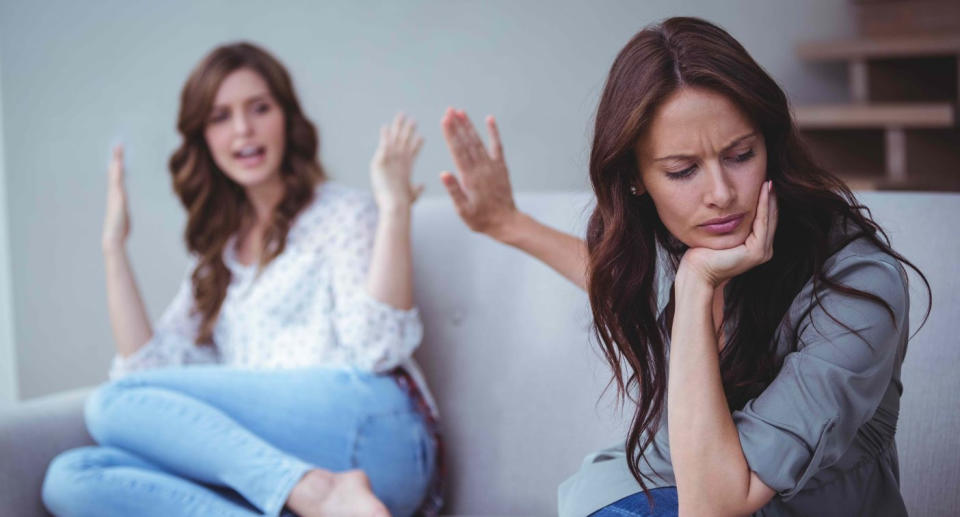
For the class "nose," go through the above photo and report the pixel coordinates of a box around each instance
[703,162,735,209]
[231,112,253,136]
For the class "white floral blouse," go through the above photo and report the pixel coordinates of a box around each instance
[109,181,436,415]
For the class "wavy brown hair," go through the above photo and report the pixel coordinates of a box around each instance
[585,17,931,501]
[168,42,325,345]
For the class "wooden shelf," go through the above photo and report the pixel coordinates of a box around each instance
[797,34,960,61]
[793,4,960,192]
[793,103,956,129]
[854,1,960,39]
[837,170,960,192]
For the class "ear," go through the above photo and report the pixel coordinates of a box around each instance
[630,183,646,196]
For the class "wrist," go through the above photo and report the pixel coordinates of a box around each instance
[377,201,412,221]
[488,210,528,246]
[102,241,128,258]
[374,190,413,214]
[674,267,716,302]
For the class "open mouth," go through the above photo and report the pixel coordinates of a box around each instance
[233,145,266,167]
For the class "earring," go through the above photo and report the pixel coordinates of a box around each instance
[629,185,640,196]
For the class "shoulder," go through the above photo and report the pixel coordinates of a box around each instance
[780,222,910,345]
[297,181,377,230]
[311,181,376,219]
[774,223,911,372]
[295,181,378,250]
[822,229,908,308]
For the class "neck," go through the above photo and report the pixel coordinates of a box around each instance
[244,173,284,226]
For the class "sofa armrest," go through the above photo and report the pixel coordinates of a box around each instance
[0,388,94,517]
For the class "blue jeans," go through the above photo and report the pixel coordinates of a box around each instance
[42,366,437,517]
[589,488,679,517]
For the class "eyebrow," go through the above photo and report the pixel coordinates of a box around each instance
[211,93,272,111]
[653,131,758,162]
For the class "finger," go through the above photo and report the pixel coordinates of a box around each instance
[109,145,125,185]
[391,112,405,142]
[459,112,488,164]
[400,117,417,149]
[411,136,425,158]
[412,184,426,202]
[377,124,388,149]
[440,171,470,209]
[765,182,779,251]
[451,112,482,166]
[371,125,387,161]
[751,180,771,250]
[486,115,504,162]
[442,108,476,170]
[451,112,475,163]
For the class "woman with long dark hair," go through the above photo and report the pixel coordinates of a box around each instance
[439,17,929,517]
[41,43,440,517]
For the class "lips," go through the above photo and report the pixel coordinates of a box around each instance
[232,145,266,168]
[701,213,744,226]
[233,145,265,159]
[699,212,746,235]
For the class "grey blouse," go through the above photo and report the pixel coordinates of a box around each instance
[558,225,911,517]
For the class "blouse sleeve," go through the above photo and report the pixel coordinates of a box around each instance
[731,254,909,499]
[327,195,423,372]
[108,258,220,379]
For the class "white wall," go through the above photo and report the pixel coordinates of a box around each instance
[0,0,856,399]
[0,47,18,407]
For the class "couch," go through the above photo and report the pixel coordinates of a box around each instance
[2,191,958,516]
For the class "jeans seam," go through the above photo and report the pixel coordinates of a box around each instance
[350,408,417,468]
[261,460,312,517]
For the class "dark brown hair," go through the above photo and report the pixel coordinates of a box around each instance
[168,42,325,345]
[585,17,930,500]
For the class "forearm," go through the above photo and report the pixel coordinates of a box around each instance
[103,246,153,357]
[668,275,751,516]
[366,204,415,310]
[494,211,588,290]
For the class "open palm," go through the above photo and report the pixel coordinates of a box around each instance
[439,108,518,239]
[102,145,130,251]
[370,113,425,209]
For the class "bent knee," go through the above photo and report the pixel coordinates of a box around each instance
[42,447,105,515]
[84,383,120,443]
[84,377,146,443]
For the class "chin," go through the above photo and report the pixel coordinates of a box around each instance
[223,162,282,188]
[692,229,751,250]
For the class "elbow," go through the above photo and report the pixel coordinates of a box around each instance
[679,473,774,517]
[346,339,409,373]
[679,501,753,517]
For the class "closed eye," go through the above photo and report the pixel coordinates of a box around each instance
[730,149,755,163]
[209,111,229,124]
[666,149,755,180]
[667,165,696,180]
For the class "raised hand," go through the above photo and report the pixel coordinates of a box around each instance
[102,145,131,253]
[439,108,520,241]
[370,113,425,211]
[678,180,779,288]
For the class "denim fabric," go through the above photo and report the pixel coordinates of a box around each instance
[589,488,679,517]
[42,366,436,517]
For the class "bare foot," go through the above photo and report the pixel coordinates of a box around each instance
[287,469,390,517]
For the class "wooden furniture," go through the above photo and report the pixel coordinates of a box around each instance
[793,1,960,191]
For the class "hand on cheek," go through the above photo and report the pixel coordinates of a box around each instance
[677,180,778,288]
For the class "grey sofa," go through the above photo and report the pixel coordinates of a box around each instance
[2,191,958,516]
